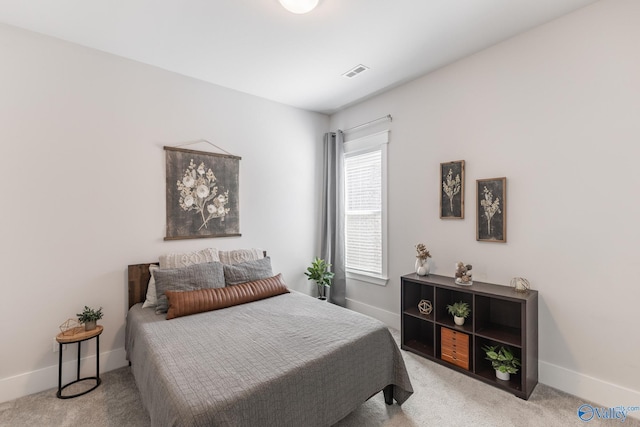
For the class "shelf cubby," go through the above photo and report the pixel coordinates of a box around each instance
[402,315,435,358]
[434,288,473,324]
[474,336,523,393]
[475,295,522,346]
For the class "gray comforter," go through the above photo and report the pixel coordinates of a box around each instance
[126,291,413,427]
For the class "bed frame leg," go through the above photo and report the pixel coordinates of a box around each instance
[383,385,394,405]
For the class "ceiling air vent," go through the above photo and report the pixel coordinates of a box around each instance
[343,64,369,78]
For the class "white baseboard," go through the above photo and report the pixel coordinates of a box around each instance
[0,347,128,404]
[540,360,640,421]
[345,297,401,331]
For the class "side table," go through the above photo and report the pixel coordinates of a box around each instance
[55,325,103,399]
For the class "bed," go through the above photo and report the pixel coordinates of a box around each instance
[125,257,413,427]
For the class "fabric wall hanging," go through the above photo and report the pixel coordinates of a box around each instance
[164,146,241,240]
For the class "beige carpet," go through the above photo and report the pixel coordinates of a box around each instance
[1,329,637,427]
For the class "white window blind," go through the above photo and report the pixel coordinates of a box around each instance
[343,130,388,285]
[345,150,382,275]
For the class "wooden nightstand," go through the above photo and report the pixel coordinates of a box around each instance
[56,325,103,399]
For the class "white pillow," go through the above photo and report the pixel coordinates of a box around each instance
[159,248,219,269]
[142,265,159,308]
[218,248,264,265]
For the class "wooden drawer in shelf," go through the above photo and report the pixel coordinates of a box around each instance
[441,351,469,370]
[441,327,469,370]
[441,327,468,345]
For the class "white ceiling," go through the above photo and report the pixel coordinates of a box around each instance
[0,0,598,114]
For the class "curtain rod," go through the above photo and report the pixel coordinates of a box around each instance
[342,114,392,133]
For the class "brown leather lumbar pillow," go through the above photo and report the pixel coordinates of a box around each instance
[165,273,289,320]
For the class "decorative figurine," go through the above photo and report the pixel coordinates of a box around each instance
[59,319,82,336]
[510,277,530,293]
[454,261,473,285]
[418,299,433,315]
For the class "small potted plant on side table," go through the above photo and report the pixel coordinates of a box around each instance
[482,344,521,381]
[446,301,470,326]
[304,257,334,301]
[77,306,103,331]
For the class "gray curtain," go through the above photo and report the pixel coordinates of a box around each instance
[321,131,346,307]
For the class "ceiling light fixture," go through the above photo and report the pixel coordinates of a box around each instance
[279,0,319,14]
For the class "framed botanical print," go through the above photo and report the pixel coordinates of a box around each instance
[440,160,465,219]
[164,146,241,240]
[476,177,506,242]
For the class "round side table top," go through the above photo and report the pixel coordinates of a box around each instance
[56,325,103,344]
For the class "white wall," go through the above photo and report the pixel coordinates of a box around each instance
[331,0,640,413]
[0,23,328,402]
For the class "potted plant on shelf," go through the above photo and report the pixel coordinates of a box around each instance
[76,306,103,331]
[482,344,521,381]
[446,301,470,326]
[304,257,334,301]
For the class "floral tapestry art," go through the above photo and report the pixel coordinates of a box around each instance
[177,159,230,230]
[165,147,240,239]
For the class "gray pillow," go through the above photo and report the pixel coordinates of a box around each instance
[223,257,273,286]
[153,262,225,314]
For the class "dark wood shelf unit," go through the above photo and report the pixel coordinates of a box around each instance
[401,273,538,400]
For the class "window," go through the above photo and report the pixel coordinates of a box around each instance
[343,131,388,286]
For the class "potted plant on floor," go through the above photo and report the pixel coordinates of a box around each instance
[446,301,470,326]
[304,257,334,300]
[77,306,103,331]
[482,344,521,381]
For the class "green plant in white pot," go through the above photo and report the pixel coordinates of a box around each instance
[77,306,103,331]
[446,301,470,326]
[304,257,334,300]
[482,344,521,381]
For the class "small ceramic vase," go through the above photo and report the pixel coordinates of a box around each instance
[415,258,430,276]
